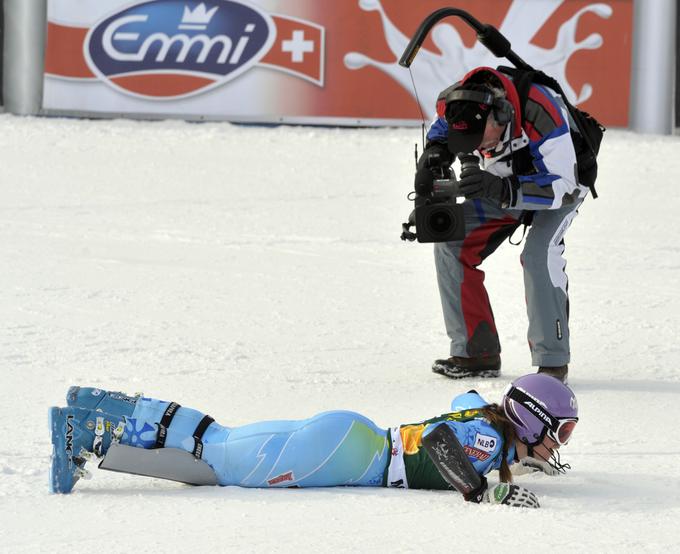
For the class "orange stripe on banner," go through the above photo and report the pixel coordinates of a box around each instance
[110,74,215,97]
[44,23,94,78]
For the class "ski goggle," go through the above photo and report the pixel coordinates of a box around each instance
[546,417,578,446]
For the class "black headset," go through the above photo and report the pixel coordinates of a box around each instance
[445,88,514,126]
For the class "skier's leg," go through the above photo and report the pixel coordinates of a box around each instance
[52,388,388,491]
[222,410,389,488]
[66,386,230,451]
[66,386,139,417]
[50,388,230,493]
[521,201,582,368]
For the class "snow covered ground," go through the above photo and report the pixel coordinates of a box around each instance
[1,115,679,552]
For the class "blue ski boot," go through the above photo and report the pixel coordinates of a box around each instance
[48,406,126,494]
[66,386,140,418]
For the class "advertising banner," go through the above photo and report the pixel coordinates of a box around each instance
[43,0,633,126]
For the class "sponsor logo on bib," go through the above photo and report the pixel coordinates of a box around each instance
[474,433,497,453]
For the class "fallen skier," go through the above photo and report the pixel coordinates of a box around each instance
[49,373,578,508]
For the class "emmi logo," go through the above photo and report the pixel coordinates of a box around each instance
[85,0,275,99]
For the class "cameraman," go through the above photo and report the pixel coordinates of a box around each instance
[421,67,588,383]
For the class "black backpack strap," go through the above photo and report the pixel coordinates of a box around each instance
[508,211,535,246]
[497,65,535,128]
[497,65,603,198]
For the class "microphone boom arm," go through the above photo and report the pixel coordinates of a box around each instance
[398,7,533,71]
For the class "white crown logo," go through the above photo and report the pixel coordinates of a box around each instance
[179,3,219,31]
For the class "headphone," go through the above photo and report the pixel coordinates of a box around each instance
[445,88,514,126]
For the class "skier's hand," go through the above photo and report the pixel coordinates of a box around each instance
[511,456,561,477]
[463,476,488,503]
[484,483,540,508]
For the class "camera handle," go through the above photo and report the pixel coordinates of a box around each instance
[401,209,418,241]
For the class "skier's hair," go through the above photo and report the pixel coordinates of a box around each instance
[479,404,517,483]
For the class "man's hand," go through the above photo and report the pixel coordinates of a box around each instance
[511,456,561,477]
[417,142,454,174]
[483,483,540,508]
[414,166,435,196]
[458,165,509,205]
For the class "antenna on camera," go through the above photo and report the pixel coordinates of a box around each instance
[406,66,427,152]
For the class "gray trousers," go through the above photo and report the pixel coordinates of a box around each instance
[434,198,582,367]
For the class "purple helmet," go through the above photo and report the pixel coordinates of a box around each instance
[502,374,578,446]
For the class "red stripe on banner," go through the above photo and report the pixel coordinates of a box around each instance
[44,23,94,78]
[110,74,216,97]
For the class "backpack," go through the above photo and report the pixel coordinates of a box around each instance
[497,66,606,198]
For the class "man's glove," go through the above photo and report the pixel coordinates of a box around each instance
[414,165,435,196]
[483,483,540,509]
[458,165,509,205]
[511,456,561,477]
[414,143,454,196]
[417,142,454,174]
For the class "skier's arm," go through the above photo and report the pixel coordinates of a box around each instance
[421,422,488,501]
[422,423,540,508]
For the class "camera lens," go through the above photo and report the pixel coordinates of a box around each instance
[428,208,453,235]
[415,203,465,243]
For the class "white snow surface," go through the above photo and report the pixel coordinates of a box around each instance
[1,115,679,552]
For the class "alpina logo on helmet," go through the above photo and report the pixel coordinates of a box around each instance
[522,399,554,427]
[513,386,555,427]
[85,0,276,99]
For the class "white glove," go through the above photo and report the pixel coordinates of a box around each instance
[484,483,540,509]
[511,456,561,477]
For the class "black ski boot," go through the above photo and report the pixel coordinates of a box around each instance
[537,365,569,383]
[432,355,501,379]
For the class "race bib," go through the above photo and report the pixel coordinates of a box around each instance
[386,427,408,489]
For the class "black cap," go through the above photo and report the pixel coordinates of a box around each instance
[444,86,494,154]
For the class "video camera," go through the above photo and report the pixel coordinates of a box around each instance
[401,152,479,243]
